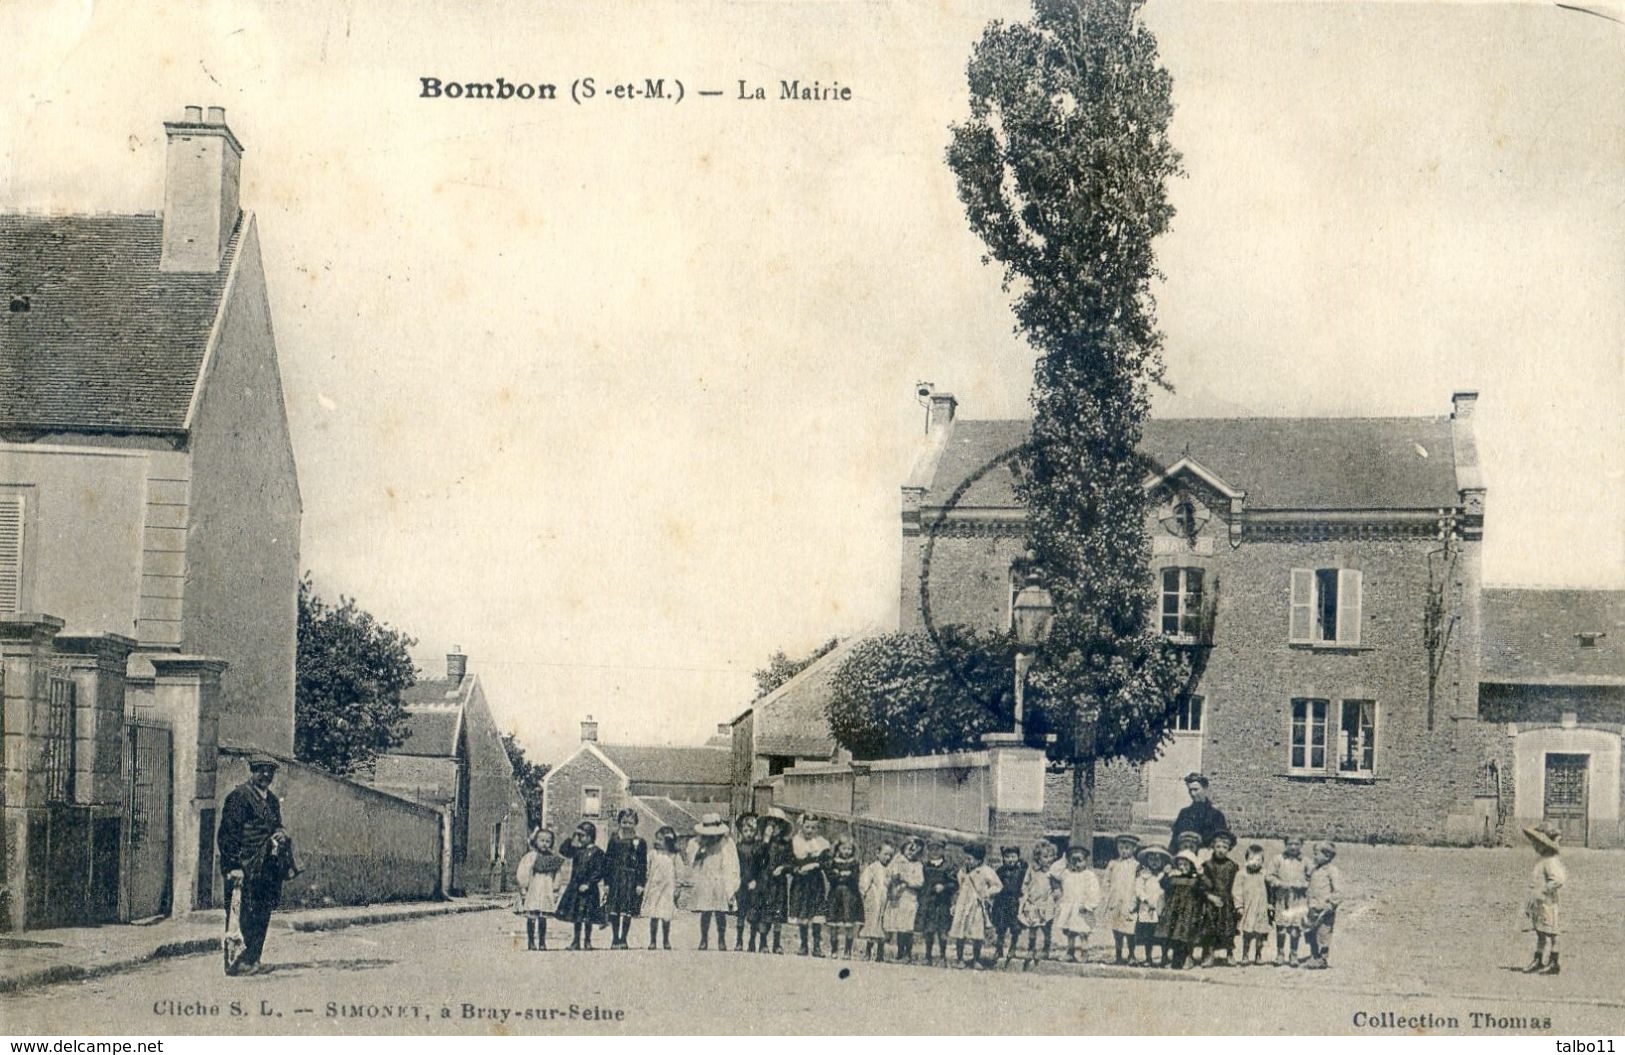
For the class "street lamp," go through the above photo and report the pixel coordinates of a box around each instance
[1009,563,1055,739]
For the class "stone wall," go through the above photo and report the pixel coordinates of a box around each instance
[541,747,627,837]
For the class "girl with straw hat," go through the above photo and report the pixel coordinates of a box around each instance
[1521,822,1567,975]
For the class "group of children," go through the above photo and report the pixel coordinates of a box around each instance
[513,808,1346,970]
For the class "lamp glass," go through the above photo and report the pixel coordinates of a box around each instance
[1012,583,1054,648]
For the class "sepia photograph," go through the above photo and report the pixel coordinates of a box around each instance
[1,0,1622,1038]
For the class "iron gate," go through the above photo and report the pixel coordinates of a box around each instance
[1543,752,1590,848]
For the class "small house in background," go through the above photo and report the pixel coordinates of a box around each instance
[728,636,861,816]
[362,648,529,893]
[542,717,731,839]
[1478,588,1625,848]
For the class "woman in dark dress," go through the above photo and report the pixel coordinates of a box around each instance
[603,809,648,950]
[556,821,608,950]
[1197,829,1239,966]
[732,814,760,952]
[1159,850,1204,969]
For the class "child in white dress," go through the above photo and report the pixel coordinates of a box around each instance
[514,827,564,951]
[859,843,895,961]
[1018,840,1060,968]
[948,843,1002,969]
[1053,845,1102,963]
[1101,833,1141,964]
[641,825,679,950]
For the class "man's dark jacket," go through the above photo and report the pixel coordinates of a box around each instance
[1169,799,1230,851]
[218,783,287,882]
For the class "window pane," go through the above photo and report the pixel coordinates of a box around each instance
[1315,568,1339,641]
[1189,697,1203,731]
[1163,567,1180,591]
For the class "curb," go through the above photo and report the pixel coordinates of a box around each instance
[0,901,499,995]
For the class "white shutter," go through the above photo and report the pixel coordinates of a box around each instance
[1337,568,1363,645]
[0,495,23,615]
[1289,568,1314,643]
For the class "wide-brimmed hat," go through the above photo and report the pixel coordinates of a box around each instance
[1137,846,1172,867]
[1174,850,1200,869]
[247,754,280,772]
[1522,824,1562,854]
[694,812,730,836]
[762,807,789,822]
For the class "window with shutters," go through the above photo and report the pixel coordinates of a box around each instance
[1289,567,1362,646]
[1289,698,1328,773]
[0,493,23,616]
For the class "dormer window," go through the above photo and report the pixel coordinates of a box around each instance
[1577,632,1604,649]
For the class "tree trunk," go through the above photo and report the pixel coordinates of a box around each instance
[1069,704,1099,859]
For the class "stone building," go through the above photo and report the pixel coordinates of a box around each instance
[1,106,301,928]
[727,636,858,816]
[901,390,1527,845]
[361,649,529,894]
[542,718,731,841]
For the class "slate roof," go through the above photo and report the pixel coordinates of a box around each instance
[0,213,240,433]
[1481,588,1625,686]
[596,743,732,787]
[749,635,865,759]
[634,796,701,834]
[923,417,1460,512]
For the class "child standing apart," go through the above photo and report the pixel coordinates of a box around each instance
[949,843,1001,969]
[604,809,648,950]
[859,843,896,961]
[1267,835,1310,966]
[1018,840,1060,969]
[917,839,958,966]
[824,835,864,959]
[1303,841,1343,970]
[641,826,679,949]
[1521,823,1566,975]
[1198,830,1239,966]
[1133,846,1170,967]
[884,837,925,963]
[991,845,1027,968]
[1102,833,1141,964]
[1053,844,1102,963]
[515,828,564,951]
[1233,843,1271,966]
[1160,850,1204,969]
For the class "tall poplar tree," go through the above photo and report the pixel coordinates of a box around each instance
[947,0,1197,847]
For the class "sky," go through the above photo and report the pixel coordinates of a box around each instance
[4,0,1621,767]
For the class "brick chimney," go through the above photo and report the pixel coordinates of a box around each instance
[580,715,599,743]
[1451,390,1478,420]
[446,646,467,682]
[160,105,243,272]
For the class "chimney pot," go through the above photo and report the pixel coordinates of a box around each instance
[928,392,958,432]
[446,646,467,682]
[184,105,203,122]
[581,715,599,743]
[206,105,226,124]
[1452,390,1478,419]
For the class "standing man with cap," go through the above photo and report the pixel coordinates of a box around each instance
[217,754,296,976]
[1169,772,1229,852]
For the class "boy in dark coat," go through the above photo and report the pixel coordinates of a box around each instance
[991,844,1027,967]
[603,809,648,949]
[917,838,959,967]
[557,821,608,949]
[733,814,760,952]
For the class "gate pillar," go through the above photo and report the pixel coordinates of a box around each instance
[149,656,227,915]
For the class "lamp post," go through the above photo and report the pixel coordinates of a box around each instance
[1009,564,1055,739]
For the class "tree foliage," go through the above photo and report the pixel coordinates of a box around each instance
[753,637,840,699]
[826,627,1071,759]
[294,575,417,775]
[502,732,551,830]
[946,0,1198,776]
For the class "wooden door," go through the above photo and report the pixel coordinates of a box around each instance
[1543,752,1589,848]
[1146,696,1205,820]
